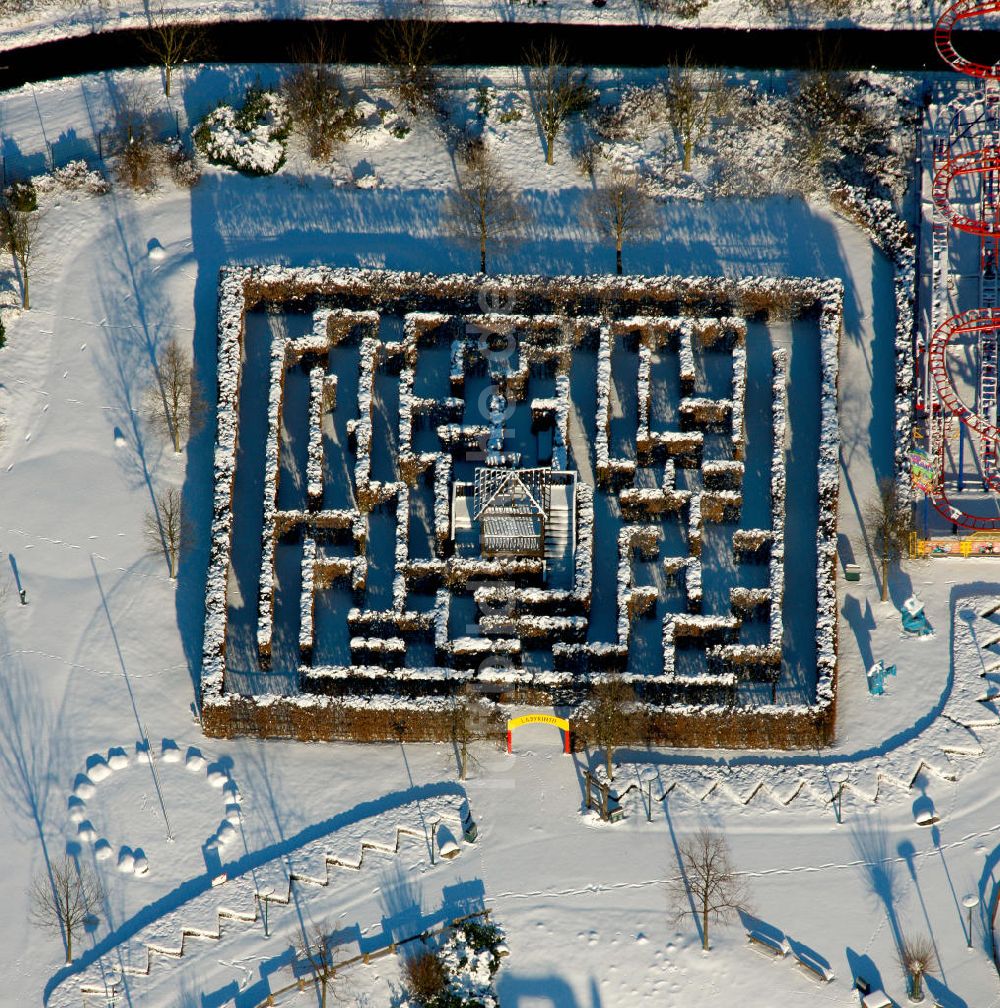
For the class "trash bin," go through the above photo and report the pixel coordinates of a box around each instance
[845,563,861,582]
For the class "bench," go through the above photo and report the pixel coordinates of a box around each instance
[793,951,834,984]
[745,930,787,959]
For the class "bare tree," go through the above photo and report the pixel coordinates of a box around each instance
[283,30,360,161]
[898,934,937,1003]
[449,689,499,779]
[112,85,158,192]
[294,921,342,1008]
[526,38,592,165]
[30,856,104,963]
[667,828,748,951]
[0,197,40,310]
[664,55,731,172]
[144,338,203,453]
[443,145,521,274]
[145,487,184,579]
[588,676,635,780]
[375,12,439,113]
[141,6,207,97]
[863,478,912,602]
[586,169,656,275]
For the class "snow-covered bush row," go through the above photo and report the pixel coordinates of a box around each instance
[446,556,544,588]
[479,614,588,639]
[347,608,434,633]
[814,284,843,703]
[688,493,703,558]
[573,480,594,606]
[354,335,378,501]
[256,332,289,667]
[730,587,771,613]
[595,323,612,482]
[393,484,410,611]
[307,365,325,508]
[434,454,452,555]
[351,636,407,656]
[685,557,702,612]
[434,589,450,654]
[636,340,652,444]
[619,485,690,519]
[733,528,774,555]
[731,343,747,457]
[299,534,317,664]
[194,86,290,176]
[702,459,744,490]
[769,350,788,652]
[678,321,695,393]
[398,360,415,455]
[436,424,489,449]
[679,396,732,430]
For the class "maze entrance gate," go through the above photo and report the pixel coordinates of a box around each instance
[505,714,571,754]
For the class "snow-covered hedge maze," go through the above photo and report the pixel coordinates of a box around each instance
[202,267,842,749]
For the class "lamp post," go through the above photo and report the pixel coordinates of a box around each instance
[963,893,979,949]
[641,768,658,822]
[259,887,274,938]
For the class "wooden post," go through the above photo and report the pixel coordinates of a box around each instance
[601,782,609,821]
[583,770,592,810]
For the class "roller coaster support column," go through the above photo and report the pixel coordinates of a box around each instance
[959,425,966,491]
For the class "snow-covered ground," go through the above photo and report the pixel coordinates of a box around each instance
[0,0,939,57]
[2,62,1000,1008]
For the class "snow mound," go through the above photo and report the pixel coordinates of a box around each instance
[107,747,129,771]
[185,749,206,772]
[73,775,96,800]
[77,821,97,843]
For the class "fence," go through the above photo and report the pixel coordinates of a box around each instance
[911,531,1000,557]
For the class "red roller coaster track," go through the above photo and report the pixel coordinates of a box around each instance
[923,1,1000,529]
[935,0,1000,78]
[928,308,1000,443]
[932,146,1000,235]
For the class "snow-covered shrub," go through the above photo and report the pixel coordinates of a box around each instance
[398,919,506,1008]
[194,86,291,176]
[161,139,201,188]
[34,160,109,197]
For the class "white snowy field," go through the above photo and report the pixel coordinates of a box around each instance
[1,64,999,1008]
[0,0,938,57]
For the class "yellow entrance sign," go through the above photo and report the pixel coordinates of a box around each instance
[507,713,570,732]
[505,714,571,753]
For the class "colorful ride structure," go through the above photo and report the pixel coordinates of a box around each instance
[920,1,1000,528]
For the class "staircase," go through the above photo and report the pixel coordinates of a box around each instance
[544,481,574,588]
